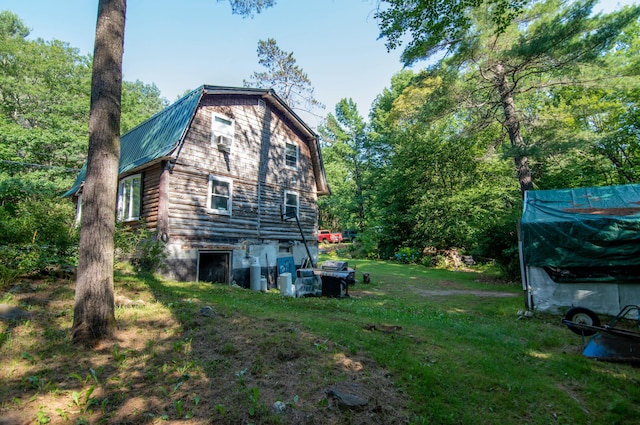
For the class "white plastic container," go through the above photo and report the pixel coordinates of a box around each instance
[277,272,292,295]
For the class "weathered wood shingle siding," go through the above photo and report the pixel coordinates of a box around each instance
[167,94,318,245]
[140,163,162,231]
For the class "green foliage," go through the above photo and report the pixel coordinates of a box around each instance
[224,0,276,17]
[120,80,169,133]
[0,15,92,173]
[318,98,380,235]
[114,223,167,273]
[243,38,323,113]
[0,13,169,281]
[339,0,640,278]
[394,247,421,264]
[0,173,78,276]
[0,265,19,290]
[376,0,527,64]
[474,211,522,280]
[348,228,382,260]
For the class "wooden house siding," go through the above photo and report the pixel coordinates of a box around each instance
[167,94,318,246]
[139,162,162,231]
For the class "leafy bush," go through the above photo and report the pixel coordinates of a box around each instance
[114,223,167,273]
[132,236,168,273]
[394,247,421,264]
[0,264,19,290]
[474,212,521,280]
[0,175,79,276]
[345,229,382,260]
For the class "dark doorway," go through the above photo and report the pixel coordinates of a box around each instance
[198,252,230,283]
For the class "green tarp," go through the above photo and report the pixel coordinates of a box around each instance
[521,184,640,269]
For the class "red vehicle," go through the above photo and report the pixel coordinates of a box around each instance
[317,230,343,244]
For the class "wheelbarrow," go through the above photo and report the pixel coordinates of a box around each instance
[562,305,640,362]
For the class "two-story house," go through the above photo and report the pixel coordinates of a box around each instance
[65,85,329,287]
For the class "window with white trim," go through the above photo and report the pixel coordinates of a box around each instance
[284,190,299,218]
[117,174,142,221]
[208,175,232,215]
[211,112,235,150]
[285,141,298,169]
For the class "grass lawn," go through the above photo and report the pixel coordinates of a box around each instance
[1,255,639,424]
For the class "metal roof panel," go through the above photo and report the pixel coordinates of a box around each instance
[64,86,202,196]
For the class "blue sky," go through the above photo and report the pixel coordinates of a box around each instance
[1,0,637,127]
[2,0,403,126]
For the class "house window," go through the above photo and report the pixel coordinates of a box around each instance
[285,141,298,169]
[211,112,235,150]
[208,175,232,215]
[284,190,299,218]
[117,174,142,221]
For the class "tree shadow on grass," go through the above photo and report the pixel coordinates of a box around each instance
[0,273,194,424]
[0,270,410,424]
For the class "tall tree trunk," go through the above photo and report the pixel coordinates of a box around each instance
[72,0,126,346]
[354,160,366,229]
[494,62,533,195]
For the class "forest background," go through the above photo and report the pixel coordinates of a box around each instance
[1,0,639,282]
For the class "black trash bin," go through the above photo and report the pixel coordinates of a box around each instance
[321,274,347,298]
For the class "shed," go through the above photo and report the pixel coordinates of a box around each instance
[519,184,640,315]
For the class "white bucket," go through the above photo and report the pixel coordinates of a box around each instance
[277,273,292,295]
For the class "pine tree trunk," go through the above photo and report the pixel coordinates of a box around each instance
[494,62,533,195]
[72,0,126,346]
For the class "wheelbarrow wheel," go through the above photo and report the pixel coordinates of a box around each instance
[564,307,601,336]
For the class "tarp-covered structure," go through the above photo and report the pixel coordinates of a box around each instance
[519,184,640,316]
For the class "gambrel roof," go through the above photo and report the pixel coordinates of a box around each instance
[65,85,329,196]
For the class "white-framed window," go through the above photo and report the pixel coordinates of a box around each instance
[284,190,299,218]
[117,174,142,221]
[207,175,233,215]
[211,112,235,151]
[285,141,298,169]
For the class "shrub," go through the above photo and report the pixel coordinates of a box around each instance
[474,212,521,280]
[0,264,20,290]
[394,247,421,264]
[0,176,79,277]
[339,228,382,260]
[132,236,167,273]
[114,223,167,273]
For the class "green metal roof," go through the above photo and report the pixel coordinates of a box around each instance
[64,86,203,196]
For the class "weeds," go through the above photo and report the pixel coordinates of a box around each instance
[247,387,260,416]
[35,407,50,424]
[173,398,184,417]
[235,367,248,386]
